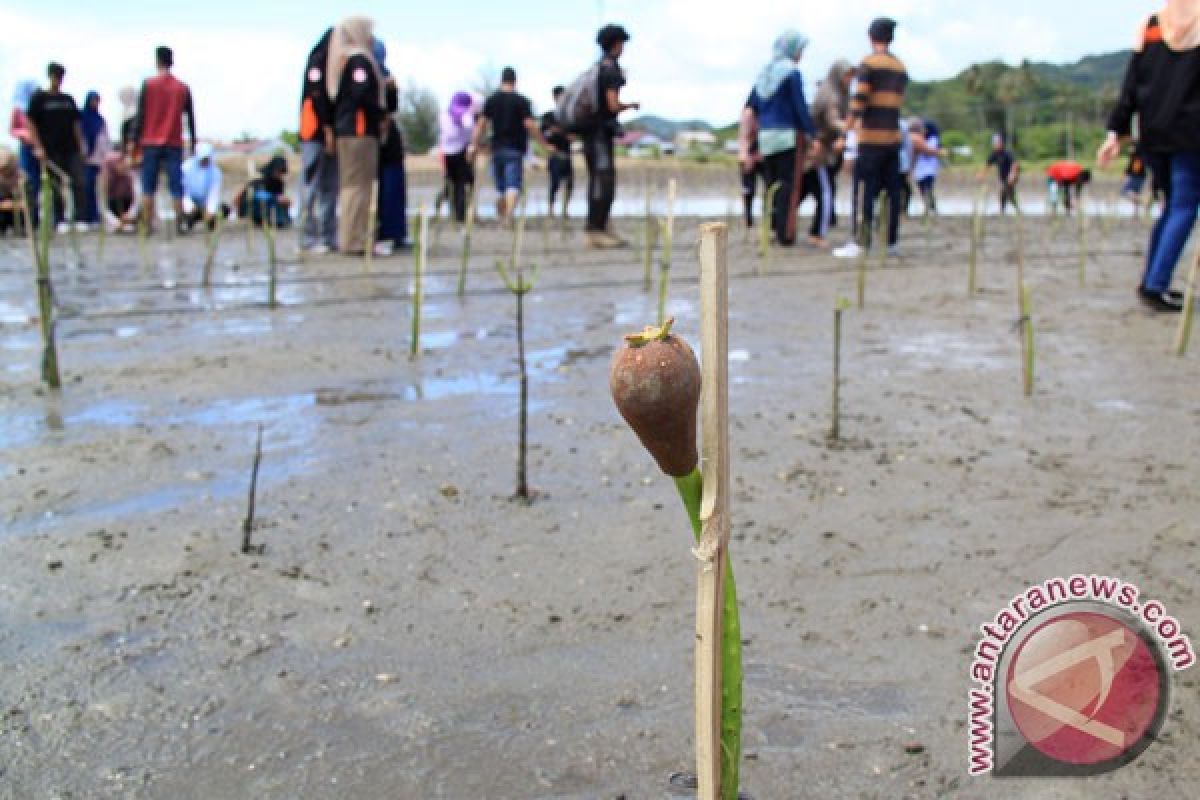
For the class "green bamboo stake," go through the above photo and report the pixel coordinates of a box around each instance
[1175,249,1198,356]
[877,192,890,268]
[263,207,278,309]
[642,183,656,292]
[34,169,62,389]
[365,179,378,272]
[410,204,427,360]
[856,193,871,310]
[673,470,741,800]
[458,180,478,297]
[1015,206,1034,397]
[657,179,676,326]
[1077,205,1087,288]
[759,181,781,272]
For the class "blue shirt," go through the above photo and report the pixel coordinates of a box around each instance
[748,72,817,157]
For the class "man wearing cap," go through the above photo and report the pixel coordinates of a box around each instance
[26,62,87,232]
[834,17,908,259]
[130,45,196,233]
[181,142,227,231]
[585,23,639,248]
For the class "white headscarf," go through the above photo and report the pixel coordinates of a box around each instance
[326,16,386,105]
[1162,0,1200,50]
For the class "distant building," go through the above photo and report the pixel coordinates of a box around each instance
[622,131,674,158]
[675,130,717,152]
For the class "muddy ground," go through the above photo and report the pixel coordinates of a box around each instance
[0,203,1198,799]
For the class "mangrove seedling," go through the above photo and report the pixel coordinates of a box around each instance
[1015,206,1034,397]
[657,179,677,325]
[877,192,890,268]
[263,208,278,309]
[495,195,540,501]
[831,297,851,441]
[365,179,378,272]
[203,212,223,288]
[241,424,265,555]
[759,181,781,271]
[856,196,872,310]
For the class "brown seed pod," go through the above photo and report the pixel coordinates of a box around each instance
[609,317,701,477]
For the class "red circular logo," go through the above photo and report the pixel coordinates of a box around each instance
[1005,611,1163,766]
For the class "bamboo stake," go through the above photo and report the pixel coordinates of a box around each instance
[365,179,378,272]
[968,185,984,296]
[410,204,428,359]
[264,208,278,309]
[96,173,107,265]
[33,169,62,389]
[642,183,657,292]
[1077,205,1087,288]
[1015,206,1034,397]
[877,192,890,268]
[696,222,735,800]
[241,424,264,555]
[1175,248,1198,356]
[458,180,478,297]
[657,179,677,326]
[856,193,870,310]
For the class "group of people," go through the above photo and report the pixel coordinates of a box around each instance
[299,19,638,256]
[4,46,292,239]
[737,18,943,257]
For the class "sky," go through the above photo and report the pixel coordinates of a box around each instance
[0,0,1155,146]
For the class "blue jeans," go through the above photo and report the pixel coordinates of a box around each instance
[18,142,40,226]
[492,147,524,193]
[1144,151,1200,292]
[141,145,184,198]
[301,140,338,248]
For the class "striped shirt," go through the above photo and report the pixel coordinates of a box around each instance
[850,51,908,148]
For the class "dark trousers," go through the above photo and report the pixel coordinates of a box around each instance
[900,172,913,216]
[443,151,472,223]
[18,142,40,228]
[46,151,86,224]
[858,145,902,248]
[740,162,763,227]
[999,182,1019,213]
[548,153,574,213]
[378,162,408,245]
[82,164,101,224]
[584,127,616,232]
[763,145,806,245]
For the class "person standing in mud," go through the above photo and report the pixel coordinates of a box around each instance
[469,67,549,226]
[9,79,41,227]
[439,92,476,224]
[982,133,1020,214]
[1100,0,1200,312]
[583,24,639,248]
[747,30,817,247]
[130,46,196,234]
[834,18,908,259]
[299,27,338,254]
[542,86,574,217]
[80,91,112,227]
[807,59,855,245]
[374,37,409,257]
[328,16,386,256]
[26,62,87,231]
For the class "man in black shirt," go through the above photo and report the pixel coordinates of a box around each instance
[542,86,574,217]
[469,67,549,225]
[983,133,1020,214]
[585,24,639,248]
[26,62,87,231]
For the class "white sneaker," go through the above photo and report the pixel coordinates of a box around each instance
[309,244,331,256]
[74,222,90,233]
[56,222,70,235]
[833,242,862,259]
[373,241,394,257]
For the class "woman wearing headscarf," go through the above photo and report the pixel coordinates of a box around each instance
[9,79,41,225]
[327,16,386,255]
[439,92,476,224]
[805,58,855,245]
[747,30,817,246]
[373,37,409,257]
[911,118,944,214]
[1100,0,1200,312]
[80,91,112,225]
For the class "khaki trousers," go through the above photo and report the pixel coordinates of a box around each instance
[336,136,379,254]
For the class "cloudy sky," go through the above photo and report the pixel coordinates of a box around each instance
[1,0,1152,144]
